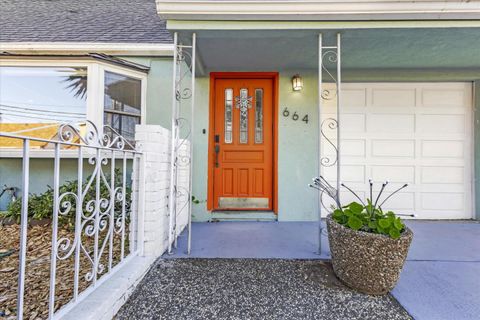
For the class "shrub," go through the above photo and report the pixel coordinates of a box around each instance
[2,169,131,227]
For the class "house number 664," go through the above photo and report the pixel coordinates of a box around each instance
[283,107,309,124]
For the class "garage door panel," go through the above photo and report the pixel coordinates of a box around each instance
[380,192,415,211]
[421,166,464,184]
[418,114,466,134]
[421,140,465,158]
[343,89,367,107]
[371,140,415,158]
[321,82,473,219]
[372,88,416,107]
[322,139,366,157]
[421,193,465,211]
[368,114,415,133]
[324,165,365,183]
[371,165,415,183]
[322,113,366,135]
[421,89,467,108]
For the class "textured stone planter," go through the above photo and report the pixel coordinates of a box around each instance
[326,214,413,295]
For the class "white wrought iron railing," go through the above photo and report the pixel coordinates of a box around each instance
[0,121,143,320]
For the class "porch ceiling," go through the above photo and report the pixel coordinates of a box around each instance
[177,28,480,74]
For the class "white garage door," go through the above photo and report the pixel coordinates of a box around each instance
[322,83,473,219]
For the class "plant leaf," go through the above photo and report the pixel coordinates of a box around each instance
[347,216,363,230]
[393,218,404,230]
[368,221,377,229]
[349,202,364,214]
[389,228,401,239]
[378,218,391,229]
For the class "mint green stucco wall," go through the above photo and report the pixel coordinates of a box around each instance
[120,57,174,128]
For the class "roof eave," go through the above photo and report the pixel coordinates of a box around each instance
[0,42,174,57]
[155,0,480,21]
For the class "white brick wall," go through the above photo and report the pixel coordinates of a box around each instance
[134,124,190,257]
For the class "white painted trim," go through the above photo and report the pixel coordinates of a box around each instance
[156,0,480,21]
[0,42,174,56]
[166,20,480,31]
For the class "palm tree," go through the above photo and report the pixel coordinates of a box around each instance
[61,67,88,99]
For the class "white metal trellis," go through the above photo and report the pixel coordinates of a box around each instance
[168,32,196,255]
[0,121,143,320]
[317,33,342,254]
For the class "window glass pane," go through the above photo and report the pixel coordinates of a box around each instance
[224,88,233,143]
[255,89,263,144]
[0,66,87,147]
[104,71,141,115]
[103,113,139,143]
[104,71,142,145]
[238,88,249,144]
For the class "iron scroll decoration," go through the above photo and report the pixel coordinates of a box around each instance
[58,120,134,150]
[320,118,338,167]
[168,41,195,253]
[52,120,136,283]
[175,45,194,101]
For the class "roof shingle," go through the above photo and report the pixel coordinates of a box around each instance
[0,0,172,43]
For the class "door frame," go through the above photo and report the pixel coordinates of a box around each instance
[207,72,279,213]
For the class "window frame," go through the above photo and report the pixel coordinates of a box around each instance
[0,58,147,157]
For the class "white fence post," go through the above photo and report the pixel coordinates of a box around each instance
[135,124,190,257]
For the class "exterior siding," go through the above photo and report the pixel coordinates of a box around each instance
[475,80,480,220]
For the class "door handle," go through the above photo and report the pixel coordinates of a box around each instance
[214,144,220,168]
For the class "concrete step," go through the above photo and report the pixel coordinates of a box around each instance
[210,211,277,221]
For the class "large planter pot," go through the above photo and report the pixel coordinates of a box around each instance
[326,214,413,295]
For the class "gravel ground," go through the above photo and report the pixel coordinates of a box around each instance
[116,259,412,320]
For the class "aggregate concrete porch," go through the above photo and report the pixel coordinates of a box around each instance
[117,221,479,320]
[116,259,411,320]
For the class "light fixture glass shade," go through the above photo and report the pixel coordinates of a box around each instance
[292,74,303,91]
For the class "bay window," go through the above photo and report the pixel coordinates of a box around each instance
[104,71,142,143]
[0,59,147,152]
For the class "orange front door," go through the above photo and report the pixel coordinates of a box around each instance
[211,77,274,210]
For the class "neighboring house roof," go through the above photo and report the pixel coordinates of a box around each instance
[0,123,83,149]
[0,0,172,44]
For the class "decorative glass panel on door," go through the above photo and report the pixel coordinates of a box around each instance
[255,89,263,144]
[224,88,233,143]
[236,88,251,144]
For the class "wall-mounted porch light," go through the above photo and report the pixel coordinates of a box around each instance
[292,74,303,91]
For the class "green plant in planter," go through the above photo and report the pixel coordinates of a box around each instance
[332,201,405,239]
[310,177,410,239]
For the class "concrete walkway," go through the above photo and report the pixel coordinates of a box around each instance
[166,220,480,320]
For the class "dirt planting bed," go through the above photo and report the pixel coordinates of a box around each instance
[0,222,129,319]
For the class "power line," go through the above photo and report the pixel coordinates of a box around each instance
[0,110,83,122]
[1,100,85,110]
[0,106,84,119]
[0,103,86,116]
